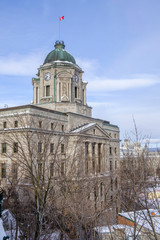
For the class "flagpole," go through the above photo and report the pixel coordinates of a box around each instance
[59,16,60,42]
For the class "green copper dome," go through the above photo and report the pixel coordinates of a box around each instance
[44,41,76,64]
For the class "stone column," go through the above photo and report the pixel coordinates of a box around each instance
[88,142,92,174]
[99,143,102,173]
[95,143,98,174]
[102,144,105,174]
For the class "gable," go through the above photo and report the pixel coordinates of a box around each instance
[71,123,110,139]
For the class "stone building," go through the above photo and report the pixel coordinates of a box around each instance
[0,40,120,221]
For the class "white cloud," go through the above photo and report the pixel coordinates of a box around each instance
[77,58,160,92]
[142,139,160,145]
[0,53,44,76]
[0,54,159,92]
[76,58,99,73]
[88,77,160,92]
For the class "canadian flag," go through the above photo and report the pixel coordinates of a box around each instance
[59,16,64,21]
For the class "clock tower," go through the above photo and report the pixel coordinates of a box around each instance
[32,41,92,116]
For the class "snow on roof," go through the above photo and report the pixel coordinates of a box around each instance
[119,209,160,234]
[71,122,96,133]
[95,224,140,236]
[2,209,19,238]
[0,218,6,238]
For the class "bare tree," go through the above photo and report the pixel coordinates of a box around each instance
[120,123,160,239]
[0,113,119,240]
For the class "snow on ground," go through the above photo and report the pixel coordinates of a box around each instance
[0,218,6,239]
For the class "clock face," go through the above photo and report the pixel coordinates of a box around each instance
[44,72,51,81]
[74,74,79,83]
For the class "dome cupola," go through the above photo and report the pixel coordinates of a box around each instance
[44,40,76,64]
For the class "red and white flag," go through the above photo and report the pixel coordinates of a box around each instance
[59,16,64,21]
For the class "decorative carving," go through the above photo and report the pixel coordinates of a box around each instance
[62,83,67,96]
[61,82,69,101]
[57,71,72,78]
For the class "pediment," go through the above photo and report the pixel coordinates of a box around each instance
[71,123,110,139]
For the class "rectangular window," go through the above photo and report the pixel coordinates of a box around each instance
[2,143,6,153]
[98,143,101,173]
[13,142,18,153]
[12,163,18,179]
[38,142,42,153]
[110,161,112,171]
[62,125,64,132]
[92,143,95,171]
[39,121,42,129]
[109,146,112,155]
[50,143,54,153]
[61,162,65,176]
[61,144,64,154]
[111,179,113,191]
[50,163,54,177]
[14,121,18,128]
[75,87,77,98]
[38,163,42,176]
[36,87,38,104]
[85,142,89,174]
[115,147,117,155]
[115,160,117,169]
[2,163,6,178]
[51,123,54,130]
[94,186,98,201]
[100,182,103,197]
[115,178,118,189]
[3,121,7,129]
[83,89,84,103]
[46,85,50,96]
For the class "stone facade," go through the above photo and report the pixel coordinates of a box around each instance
[0,40,120,222]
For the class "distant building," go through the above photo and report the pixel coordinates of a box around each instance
[120,139,143,158]
[118,209,160,239]
[95,224,141,240]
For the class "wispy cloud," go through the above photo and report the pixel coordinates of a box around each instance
[77,58,160,92]
[0,52,44,76]
[0,54,159,92]
[88,77,160,92]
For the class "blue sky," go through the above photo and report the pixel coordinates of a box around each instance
[0,0,160,146]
